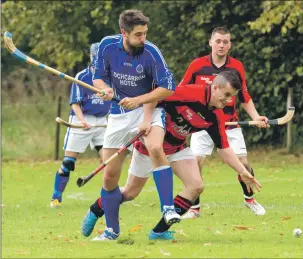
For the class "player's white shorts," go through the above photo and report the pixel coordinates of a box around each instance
[190,128,247,157]
[103,107,165,151]
[128,147,195,178]
[63,114,107,153]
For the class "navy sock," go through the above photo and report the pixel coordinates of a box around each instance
[52,172,69,202]
[91,193,125,218]
[101,187,122,234]
[153,166,174,212]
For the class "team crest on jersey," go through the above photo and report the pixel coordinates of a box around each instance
[136,64,143,73]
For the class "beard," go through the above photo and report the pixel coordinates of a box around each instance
[125,39,144,57]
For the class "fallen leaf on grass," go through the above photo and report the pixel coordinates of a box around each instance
[233,225,255,230]
[281,216,291,221]
[117,238,135,245]
[215,230,222,235]
[64,238,74,242]
[131,203,141,207]
[176,229,188,237]
[14,250,30,255]
[78,241,88,247]
[128,224,143,233]
[1,204,6,207]
[204,242,212,246]
[160,248,171,256]
[58,212,63,216]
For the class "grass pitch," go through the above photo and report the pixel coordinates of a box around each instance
[2,149,303,258]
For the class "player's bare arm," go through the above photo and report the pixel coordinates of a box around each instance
[119,87,173,110]
[242,99,268,128]
[217,147,262,193]
[71,104,91,130]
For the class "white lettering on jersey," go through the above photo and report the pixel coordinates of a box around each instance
[113,72,146,87]
[200,76,213,85]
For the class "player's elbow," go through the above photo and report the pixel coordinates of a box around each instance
[157,88,174,98]
[164,89,174,97]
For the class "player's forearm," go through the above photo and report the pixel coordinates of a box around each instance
[241,99,260,120]
[217,147,249,175]
[72,104,85,122]
[93,79,110,91]
[137,88,174,105]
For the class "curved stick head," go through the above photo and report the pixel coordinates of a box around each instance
[277,106,295,125]
[76,177,86,187]
[4,31,15,54]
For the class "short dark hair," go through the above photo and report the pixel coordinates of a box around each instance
[119,9,150,32]
[212,70,241,91]
[211,27,230,38]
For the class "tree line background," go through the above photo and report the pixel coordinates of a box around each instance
[2,0,303,160]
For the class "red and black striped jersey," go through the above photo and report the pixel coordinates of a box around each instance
[135,84,229,155]
[179,55,251,128]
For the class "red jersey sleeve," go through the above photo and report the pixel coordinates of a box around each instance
[178,58,203,86]
[205,109,229,149]
[236,61,251,103]
[164,84,205,103]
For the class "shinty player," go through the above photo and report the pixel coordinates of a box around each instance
[83,9,180,241]
[50,43,110,208]
[81,70,262,241]
[182,27,268,219]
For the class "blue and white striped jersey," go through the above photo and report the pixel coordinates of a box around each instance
[92,34,175,114]
[69,66,111,117]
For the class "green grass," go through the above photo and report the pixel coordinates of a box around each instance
[2,150,303,258]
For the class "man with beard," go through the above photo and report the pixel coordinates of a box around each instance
[85,9,179,241]
[82,71,262,241]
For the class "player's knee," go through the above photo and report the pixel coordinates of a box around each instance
[187,180,204,197]
[146,143,164,159]
[103,174,119,184]
[60,156,76,176]
[122,189,139,201]
[195,180,205,195]
[122,182,142,201]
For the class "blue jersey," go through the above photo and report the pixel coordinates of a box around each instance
[92,34,175,114]
[69,67,111,117]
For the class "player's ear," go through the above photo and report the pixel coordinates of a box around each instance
[213,84,219,91]
[228,41,232,50]
[209,39,212,47]
[121,29,127,37]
